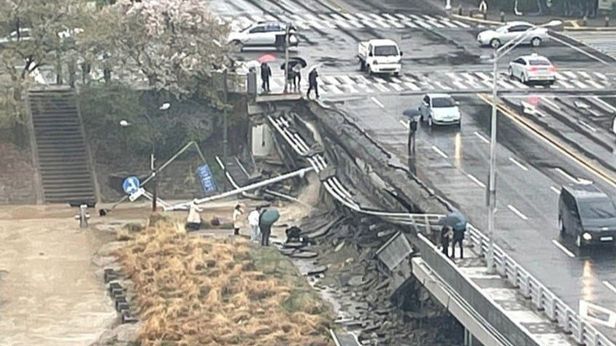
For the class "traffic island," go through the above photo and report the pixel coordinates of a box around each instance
[96,215,334,345]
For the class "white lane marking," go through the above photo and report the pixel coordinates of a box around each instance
[541,96,561,110]
[603,281,616,294]
[431,145,448,159]
[474,131,490,144]
[550,186,561,194]
[593,96,616,113]
[399,120,409,129]
[466,173,486,188]
[549,34,609,65]
[555,168,579,182]
[371,97,385,108]
[507,204,528,220]
[373,83,390,92]
[552,239,576,258]
[594,72,608,80]
[555,80,575,89]
[563,71,578,79]
[509,157,529,171]
[579,120,597,132]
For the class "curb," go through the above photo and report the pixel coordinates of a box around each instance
[451,13,616,32]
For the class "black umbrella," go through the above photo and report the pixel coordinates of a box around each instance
[280,57,308,70]
[437,210,468,231]
[403,108,421,118]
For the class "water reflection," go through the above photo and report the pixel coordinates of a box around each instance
[453,132,462,168]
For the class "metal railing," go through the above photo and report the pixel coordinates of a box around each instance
[269,112,615,346]
[465,223,614,346]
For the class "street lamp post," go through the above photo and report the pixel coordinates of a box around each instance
[485,20,561,273]
[120,102,170,212]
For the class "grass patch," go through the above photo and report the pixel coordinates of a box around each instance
[115,216,333,345]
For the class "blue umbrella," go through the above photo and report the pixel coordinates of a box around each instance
[438,209,468,232]
[259,208,280,228]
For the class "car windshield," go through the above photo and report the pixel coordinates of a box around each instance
[374,45,398,56]
[579,199,616,219]
[432,97,456,108]
[528,59,550,66]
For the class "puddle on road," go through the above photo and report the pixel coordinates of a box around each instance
[0,218,116,346]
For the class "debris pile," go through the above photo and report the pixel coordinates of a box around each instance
[280,210,462,346]
[99,216,333,345]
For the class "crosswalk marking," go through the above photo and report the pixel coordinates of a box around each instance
[262,69,613,98]
[224,11,475,32]
[556,80,575,88]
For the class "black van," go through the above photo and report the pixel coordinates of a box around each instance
[559,183,616,248]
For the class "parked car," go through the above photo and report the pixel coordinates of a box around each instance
[476,21,549,48]
[559,182,616,248]
[0,28,32,47]
[228,21,298,51]
[419,93,461,127]
[508,53,556,85]
[357,39,402,75]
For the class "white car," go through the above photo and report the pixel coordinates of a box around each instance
[508,54,556,85]
[0,28,32,46]
[419,93,461,127]
[477,21,549,48]
[228,21,298,50]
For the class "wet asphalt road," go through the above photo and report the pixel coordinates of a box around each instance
[209,0,616,339]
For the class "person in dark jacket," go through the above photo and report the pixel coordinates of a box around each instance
[451,224,465,259]
[261,62,272,92]
[440,225,453,258]
[306,67,319,99]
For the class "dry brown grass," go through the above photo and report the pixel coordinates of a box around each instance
[115,216,333,345]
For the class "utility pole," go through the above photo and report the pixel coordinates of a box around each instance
[151,151,157,212]
[486,52,498,273]
[222,68,229,190]
[283,23,290,93]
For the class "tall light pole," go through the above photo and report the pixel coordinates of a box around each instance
[485,20,562,272]
[283,23,290,93]
[120,102,171,212]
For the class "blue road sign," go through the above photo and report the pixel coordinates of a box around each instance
[196,164,217,194]
[122,176,141,195]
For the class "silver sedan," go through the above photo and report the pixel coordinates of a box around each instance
[477,21,549,48]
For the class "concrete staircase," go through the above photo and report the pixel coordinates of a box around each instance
[28,88,97,204]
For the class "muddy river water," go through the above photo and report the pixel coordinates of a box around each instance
[0,206,116,346]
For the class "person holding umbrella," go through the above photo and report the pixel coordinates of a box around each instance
[258,207,280,246]
[438,209,468,259]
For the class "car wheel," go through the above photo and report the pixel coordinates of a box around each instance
[522,73,528,84]
[531,37,542,47]
[558,216,565,235]
[367,65,373,75]
[508,67,514,79]
[360,60,366,72]
[230,40,243,52]
[490,38,501,49]
[394,72,399,76]
[428,116,433,127]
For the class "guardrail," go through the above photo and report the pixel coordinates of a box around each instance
[269,111,615,346]
[466,224,614,346]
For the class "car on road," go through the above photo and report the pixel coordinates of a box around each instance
[559,182,616,248]
[508,53,556,85]
[419,93,461,127]
[476,21,549,48]
[228,21,298,51]
[357,39,402,75]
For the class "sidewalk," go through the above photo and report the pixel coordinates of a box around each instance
[442,0,616,31]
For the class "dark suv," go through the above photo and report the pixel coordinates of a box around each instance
[559,183,616,248]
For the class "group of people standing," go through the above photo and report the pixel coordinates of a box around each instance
[232,204,279,246]
[260,62,320,99]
